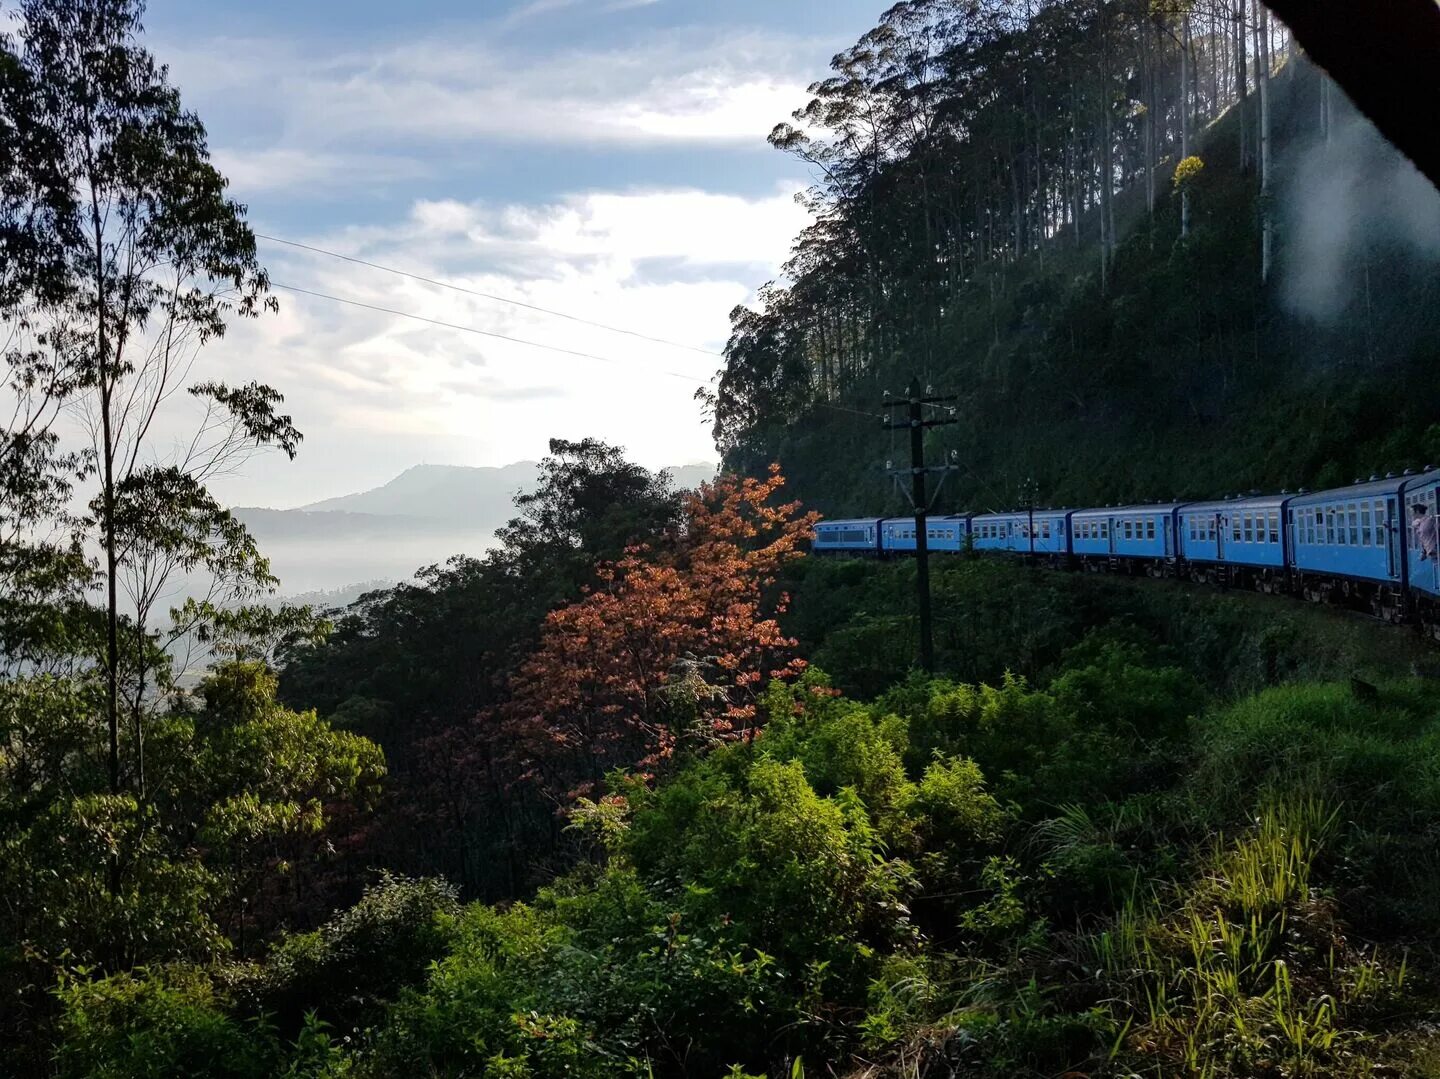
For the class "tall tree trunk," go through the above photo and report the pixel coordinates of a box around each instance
[1256,0,1272,281]
[1099,4,1114,287]
[1235,0,1249,171]
[1181,14,1192,238]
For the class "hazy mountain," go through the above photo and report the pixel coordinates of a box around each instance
[233,460,717,595]
[299,462,541,526]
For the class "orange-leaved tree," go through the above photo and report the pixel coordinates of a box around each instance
[494,464,817,798]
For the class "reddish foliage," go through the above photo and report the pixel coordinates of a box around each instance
[492,465,818,798]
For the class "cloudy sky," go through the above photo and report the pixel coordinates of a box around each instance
[137,0,881,508]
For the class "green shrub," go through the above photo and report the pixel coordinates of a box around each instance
[1188,680,1440,935]
[259,873,460,1037]
[54,965,280,1079]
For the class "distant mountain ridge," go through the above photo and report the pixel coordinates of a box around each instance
[231,460,717,594]
[285,460,718,524]
[298,462,542,524]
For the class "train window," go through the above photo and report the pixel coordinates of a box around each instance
[1348,504,1359,546]
[1042,521,1051,539]
[1269,511,1279,544]
[1326,510,1335,545]
[1188,519,1195,541]
[1243,512,1253,543]
[1146,518,1156,540]
[1309,510,1317,545]
[1361,505,1372,545]
[1123,519,1132,540]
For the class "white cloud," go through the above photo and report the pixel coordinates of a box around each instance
[159,24,816,197]
[135,7,826,514]
[201,184,810,509]
[210,147,429,194]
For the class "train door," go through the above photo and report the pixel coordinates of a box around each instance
[1428,489,1440,591]
[1216,512,1226,561]
[1107,516,1115,555]
[1386,497,1401,579]
[1404,489,1439,590]
[1163,516,1172,558]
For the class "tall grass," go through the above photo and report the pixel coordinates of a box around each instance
[1083,794,1408,1077]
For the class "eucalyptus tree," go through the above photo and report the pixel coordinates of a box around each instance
[708,0,1295,462]
[0,0,301,871]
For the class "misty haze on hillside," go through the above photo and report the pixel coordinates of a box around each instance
[232,460,717,594]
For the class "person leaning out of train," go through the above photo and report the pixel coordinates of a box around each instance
[1413,504,1439,561]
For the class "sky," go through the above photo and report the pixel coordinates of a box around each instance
[136,0,883,509]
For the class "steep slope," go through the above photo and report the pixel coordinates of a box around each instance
[721,60,1440,518]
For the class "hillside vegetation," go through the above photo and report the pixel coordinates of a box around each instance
[706,18,1440,513]
[7,1,1440,1078]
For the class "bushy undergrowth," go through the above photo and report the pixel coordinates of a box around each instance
[53,638,1440,1078]
[786,555,1436,699]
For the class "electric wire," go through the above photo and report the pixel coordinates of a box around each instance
[269,281,703,382]
[257,233,722,357]
[269,279,884,421]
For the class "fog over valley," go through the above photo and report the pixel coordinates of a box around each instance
[231,460,716,594]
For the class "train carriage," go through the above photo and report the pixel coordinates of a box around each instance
[1178,494,1290,590]
[880,515,969,554]
[811,466,1440,640]
[812,517,883,556]
[1070,503,1185,569]
[1287,477,1410,619]
[969,511,1069,556]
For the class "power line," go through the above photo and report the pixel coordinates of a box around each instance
[816,400,883,420]
[269,281,703,382]
[271,279,883,422]
[257,233,723,358]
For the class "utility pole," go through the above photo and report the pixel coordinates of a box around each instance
[1021,476,1038,556]
[883,377,959,673]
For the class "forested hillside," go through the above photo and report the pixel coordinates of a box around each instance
[706,1,1440,513]
[7,1,1440,1078]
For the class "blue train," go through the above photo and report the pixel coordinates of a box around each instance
[812,468,1440,636]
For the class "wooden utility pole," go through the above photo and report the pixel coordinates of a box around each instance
[883,378,958,673]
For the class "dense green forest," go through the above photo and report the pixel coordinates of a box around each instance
[5,0,1440,1077]
[703,2,1440,512]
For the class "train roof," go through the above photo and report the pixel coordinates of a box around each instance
[1288,470,1440,506]
[1071,502,1188,517]
[969,508,1072,518]
[878,514,969,524]
[1181,493,1290,513]
[815,517,882,527]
